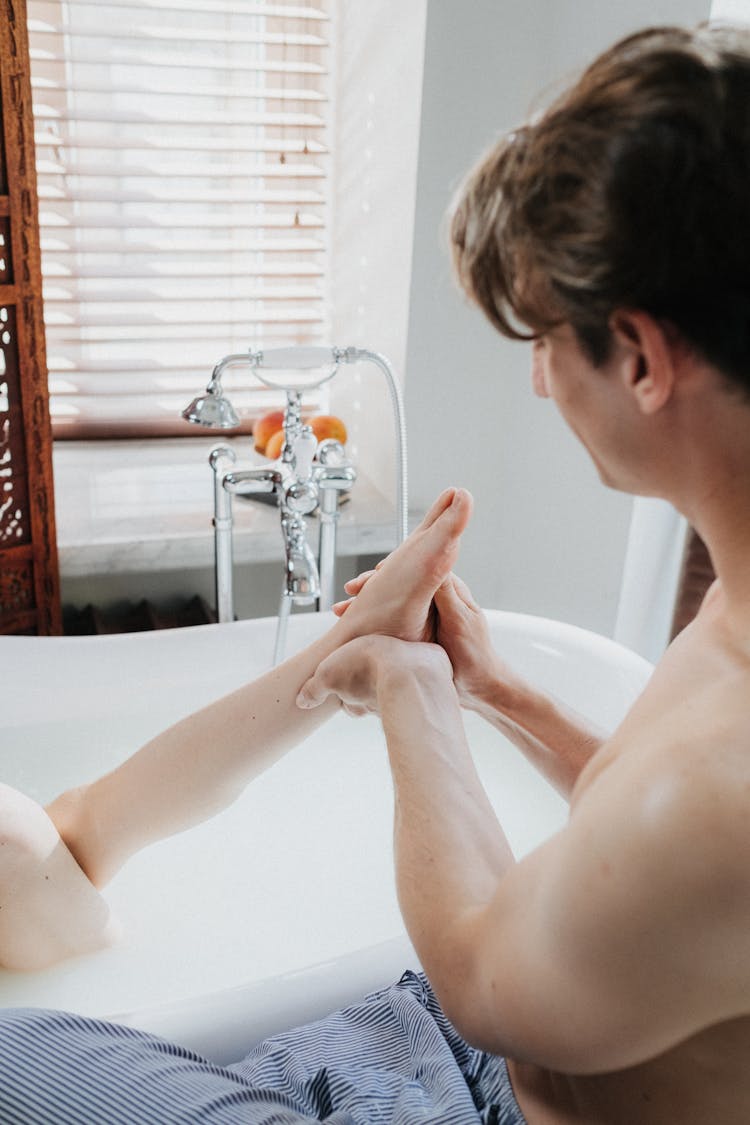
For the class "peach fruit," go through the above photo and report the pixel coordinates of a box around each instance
[253,409,285,453]
[308,415,347,445]
[264,429,285,460]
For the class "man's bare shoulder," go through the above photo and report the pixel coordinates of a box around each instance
[575,590,750,827]
[570,649,750,913]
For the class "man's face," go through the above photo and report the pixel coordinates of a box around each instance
[530,324,637,492]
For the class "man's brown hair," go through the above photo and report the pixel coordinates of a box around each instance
[450,25,750,385]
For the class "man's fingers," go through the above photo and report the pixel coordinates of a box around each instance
[343,569,376,595]
[296,639,378,712]
[451,572,481,610]
[434,572,479,619]
[296,673,332,710]
[332,598,352,616]
[342,702,370,718]
[434,575,461,612]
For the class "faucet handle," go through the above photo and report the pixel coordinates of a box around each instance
[291,426,317,481]
[316,438,347,467]
[285,480,318,515]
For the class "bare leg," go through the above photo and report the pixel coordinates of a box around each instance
[46,489,473,891]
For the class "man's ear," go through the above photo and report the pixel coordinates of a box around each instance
[608,309,676,415]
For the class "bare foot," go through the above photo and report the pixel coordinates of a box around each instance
[333,487,473,645]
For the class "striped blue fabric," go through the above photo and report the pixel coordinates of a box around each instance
[0,971,526,1123]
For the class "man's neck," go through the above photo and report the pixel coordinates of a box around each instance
[655,372,750,641]
[681,480,750,645]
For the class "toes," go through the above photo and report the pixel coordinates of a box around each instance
[425,488,473,543]
[419,488,457,530]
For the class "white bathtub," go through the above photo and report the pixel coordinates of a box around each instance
[0,610,651,1064]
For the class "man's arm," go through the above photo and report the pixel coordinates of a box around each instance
[337,569,607,797]
[448,747,750,1071]
[299,636,746,1073]
[297,635,516,970]
[455,665,607,799]
[434,574,608,796]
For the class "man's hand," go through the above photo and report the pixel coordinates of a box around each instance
[433,573,522,711]
[336,562,517,712]
[297,635,454,716]
[332,488,472,645]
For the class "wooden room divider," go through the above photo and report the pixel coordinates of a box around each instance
[0,0,61,634]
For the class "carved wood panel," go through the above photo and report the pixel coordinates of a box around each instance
[0,0,61,634]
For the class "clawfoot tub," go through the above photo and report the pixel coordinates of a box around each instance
[0,611,651,1064]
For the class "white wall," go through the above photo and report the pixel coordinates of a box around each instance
[328,0,428,516]
[59,1,716,631]
[404,0,710,635]
[710,0,750,20]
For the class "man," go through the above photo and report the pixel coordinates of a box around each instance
[302,22,750,1121]
[2,21,749,1124]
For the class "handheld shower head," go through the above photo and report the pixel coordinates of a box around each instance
[182,354,248,429]
[182,387,240,429]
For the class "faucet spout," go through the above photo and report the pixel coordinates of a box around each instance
[281,514,320,605]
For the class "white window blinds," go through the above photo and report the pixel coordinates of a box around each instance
[26,0,331,438]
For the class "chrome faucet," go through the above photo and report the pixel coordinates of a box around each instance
[182,346,406,664]
[201,385,356,663]
[281,513,319,603]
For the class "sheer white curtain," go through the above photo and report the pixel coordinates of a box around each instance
[27,0,331,437]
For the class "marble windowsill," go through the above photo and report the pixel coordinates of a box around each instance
[53,439,401,579]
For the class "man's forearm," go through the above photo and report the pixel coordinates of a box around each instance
[378,668,515,994]
[431,574,606,798]
[469,674,606,798]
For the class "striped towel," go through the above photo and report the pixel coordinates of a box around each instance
[0,970,526,1123]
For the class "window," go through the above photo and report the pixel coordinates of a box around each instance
[27,0,331,438]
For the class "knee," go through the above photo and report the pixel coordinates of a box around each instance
[0,783,59,858]
[0,784,119,971]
